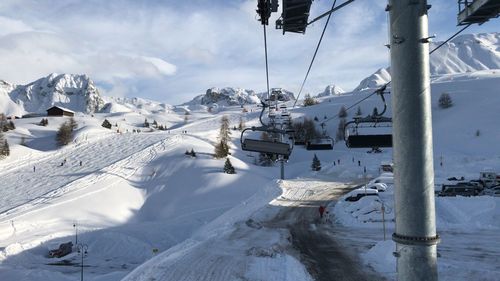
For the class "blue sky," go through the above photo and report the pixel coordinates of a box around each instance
[0,0,497,104]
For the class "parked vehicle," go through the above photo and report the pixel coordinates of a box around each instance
[48,242,73,258]
[439,184,480,197]
[366,182,388,192]
[345,188,378,202]
[369,176,394,185]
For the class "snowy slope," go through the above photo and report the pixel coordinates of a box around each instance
[1,73,105,115]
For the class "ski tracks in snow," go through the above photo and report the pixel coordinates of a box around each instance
[0,133,181,222]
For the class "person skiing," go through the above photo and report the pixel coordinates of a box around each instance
[319,205,326,219]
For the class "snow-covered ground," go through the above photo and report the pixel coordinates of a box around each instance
[0,69,499,281]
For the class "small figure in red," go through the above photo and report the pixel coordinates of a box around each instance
[319,205,326,219]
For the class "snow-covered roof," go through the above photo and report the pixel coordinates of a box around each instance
[47,105,75,113]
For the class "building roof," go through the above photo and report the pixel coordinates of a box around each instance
[46,106,75,113]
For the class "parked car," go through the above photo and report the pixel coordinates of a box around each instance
[439,184,480,197]
[369,176,394,185]
[366,182,388,192]
[48,242,73,258]
[345,188,379,202]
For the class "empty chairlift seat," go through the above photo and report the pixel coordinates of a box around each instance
[306,138,334,150]
[277,0,314,34]
[242,139,292,156]
[346,134,392,148]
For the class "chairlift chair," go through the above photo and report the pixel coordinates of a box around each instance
[344,87,393,149]
[306,122,334,150]
[240,101,293,157]
[306,137,334,150]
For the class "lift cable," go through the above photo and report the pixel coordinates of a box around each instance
[263,24,271,102]
[429,23,472,54]
[292,0,338,108]
[308,0,356,26]
[320,23,474,126]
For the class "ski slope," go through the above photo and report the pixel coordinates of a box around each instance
[0,131,177,216]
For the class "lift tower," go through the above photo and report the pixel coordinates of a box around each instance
[388,1,440,280]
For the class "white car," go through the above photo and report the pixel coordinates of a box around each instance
[345,188,379,202]
[369,176,394,185]
[366,182,388,192]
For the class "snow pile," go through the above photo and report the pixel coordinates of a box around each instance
[435,196,500,230]
[362,240,396,277]
[2,73,105,115]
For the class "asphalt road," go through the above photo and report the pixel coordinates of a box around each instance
[266,181,385,281]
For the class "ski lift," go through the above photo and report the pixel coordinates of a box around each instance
[240,101,293,156]
[306,123,334,150]
[344,87,393,149]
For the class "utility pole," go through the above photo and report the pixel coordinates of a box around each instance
[388,1,440,281]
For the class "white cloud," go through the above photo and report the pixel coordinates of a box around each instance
[0,0,497,104]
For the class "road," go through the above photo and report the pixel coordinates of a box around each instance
[266,179,385,281]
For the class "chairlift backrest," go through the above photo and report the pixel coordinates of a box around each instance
[242,139,292,156]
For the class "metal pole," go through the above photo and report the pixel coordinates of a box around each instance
[388,1,440,281]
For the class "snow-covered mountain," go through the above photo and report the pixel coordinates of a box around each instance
[315,84,345,98]
[257,88,296,102]
[354,32,500,91]
[1,73,105,116]
[184,87,296,108]
[185,87,261,107]
[101,97,172,115]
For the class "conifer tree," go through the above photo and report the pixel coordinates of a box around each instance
[223,158,236,174]
[69,117,78,130]
[356,106,363,116]
[311,154,321,171]
[214,116,231,158]
[303,94,317,107]
[438,92,453,109]
[144,118,150,128]
[336,118,346,141]
[0,132,9,159]
[190,148,196,157]
[56,121,73,146]
[238,117,245,131]
[338,105,348,118]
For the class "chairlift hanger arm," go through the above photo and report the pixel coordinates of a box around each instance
[308,0,356,26]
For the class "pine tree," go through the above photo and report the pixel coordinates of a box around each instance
[311,154,321,171]
[238,117,245,131]
[101,119,112,129]
[190,148,196,157]
[153,120,158,128]
[56,121,73,146]
[214,141,228,158]
[214,116,231,158]
[338,106,348,118]
[69,117,77,130]
[336,118,346,141]
[144,118,150,128]
[223,158,236,174]
[303,94,317,107]
[438,92,453,109]
[0,132,9,159]
[356,106,363,116]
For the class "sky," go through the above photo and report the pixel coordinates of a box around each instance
[0,0,498,105]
